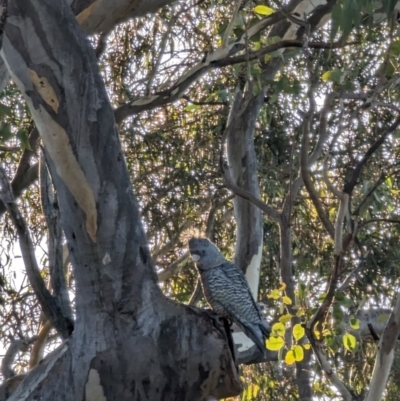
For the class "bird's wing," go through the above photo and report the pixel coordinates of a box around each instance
[217,261,264,321]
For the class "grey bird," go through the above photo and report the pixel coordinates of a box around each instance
[188,237,270,354]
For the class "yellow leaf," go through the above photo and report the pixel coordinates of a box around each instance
[244,383,260,399]
[322,328,332,337]
[349,316,360,330]
[266,336,285,351]
[278,282,287,291]
[303,343,311,350]
[292,323,305,341]
[321,71,332,81]
[343,333,357,351]
[282,296,292,305]
[268,289,281,299]
[293,345,304,361]
[296,309,305,317]
[285,350,296,365]
[272,322,286,337]
[314,330,321,340]
[254,5,275,15]
[279,313,292,324]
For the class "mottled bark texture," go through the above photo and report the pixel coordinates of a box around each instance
[72,0,176,34]
[226,89,264,299]
[1,1,241,400]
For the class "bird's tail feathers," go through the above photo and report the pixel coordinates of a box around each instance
[260,321,271,338]
[241,322,267,355]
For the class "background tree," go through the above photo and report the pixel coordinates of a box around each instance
[0,0,400,400]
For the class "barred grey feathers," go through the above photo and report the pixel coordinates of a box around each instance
[188,237,270,354]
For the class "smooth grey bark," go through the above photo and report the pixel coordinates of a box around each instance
[71,0,177,34]
[226,88,264,297]
[40,158,73,325]
[1,1,241,400]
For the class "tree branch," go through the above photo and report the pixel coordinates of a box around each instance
[344,115,400,194]
[39,155,73,326]
[1,337,38,380]
[0,128,40,217]
[365,292,400,401]
[222,165,281,222]
[114,14,284,123]
[300,83,335,238]
[0,167,73,339]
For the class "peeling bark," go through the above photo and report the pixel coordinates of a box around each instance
[1,1,241,400]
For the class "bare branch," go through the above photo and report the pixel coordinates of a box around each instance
[300,84,334,238]
[222,0,243,47]
[0,128,40,217]
[1,337,38,379]
[29,320,53,369]
[323,154,343,199]
[114,15,284,122]
[0,145,20,152]
[146,4,179,95]
[334,193,349,256]
[39,155,73,325]
[214,40,359,68]
[344,115,400,195]
[222,166,281,222]
[0,166,73,339]
[94,30,110,59]
[306,337,355,401]
[188,278,203,306]
[337,257,365,292]
[359,217,400,229]
[352,172,385,217]
[157,252,190,282]
[365,292,400,401]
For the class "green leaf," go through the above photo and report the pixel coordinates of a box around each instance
[293,345,304,361]
[268,289,281,299]
[293,324,305,341]
[382,0,397,16]
[272,322,286,337]
[341,0,355,41]
[279,313,292,324]
[343,333,357,351]
[321,71,332,81]
[333,305,344,321]
[266,336,285,351]
[335,292,345,301]
[184,104,199,112]
[282,295,292,305]
[0,103,12,116]
[254,5,275,15]
[0,124,12,144]
[349,316,360,330]
[17,130,31,151]
[285,350,295,365]
[330,3,342,40]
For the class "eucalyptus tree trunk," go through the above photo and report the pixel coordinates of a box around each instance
[1,1,241,400]
[226,88,264,298]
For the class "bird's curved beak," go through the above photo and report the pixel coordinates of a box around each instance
[190,254,200,262]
